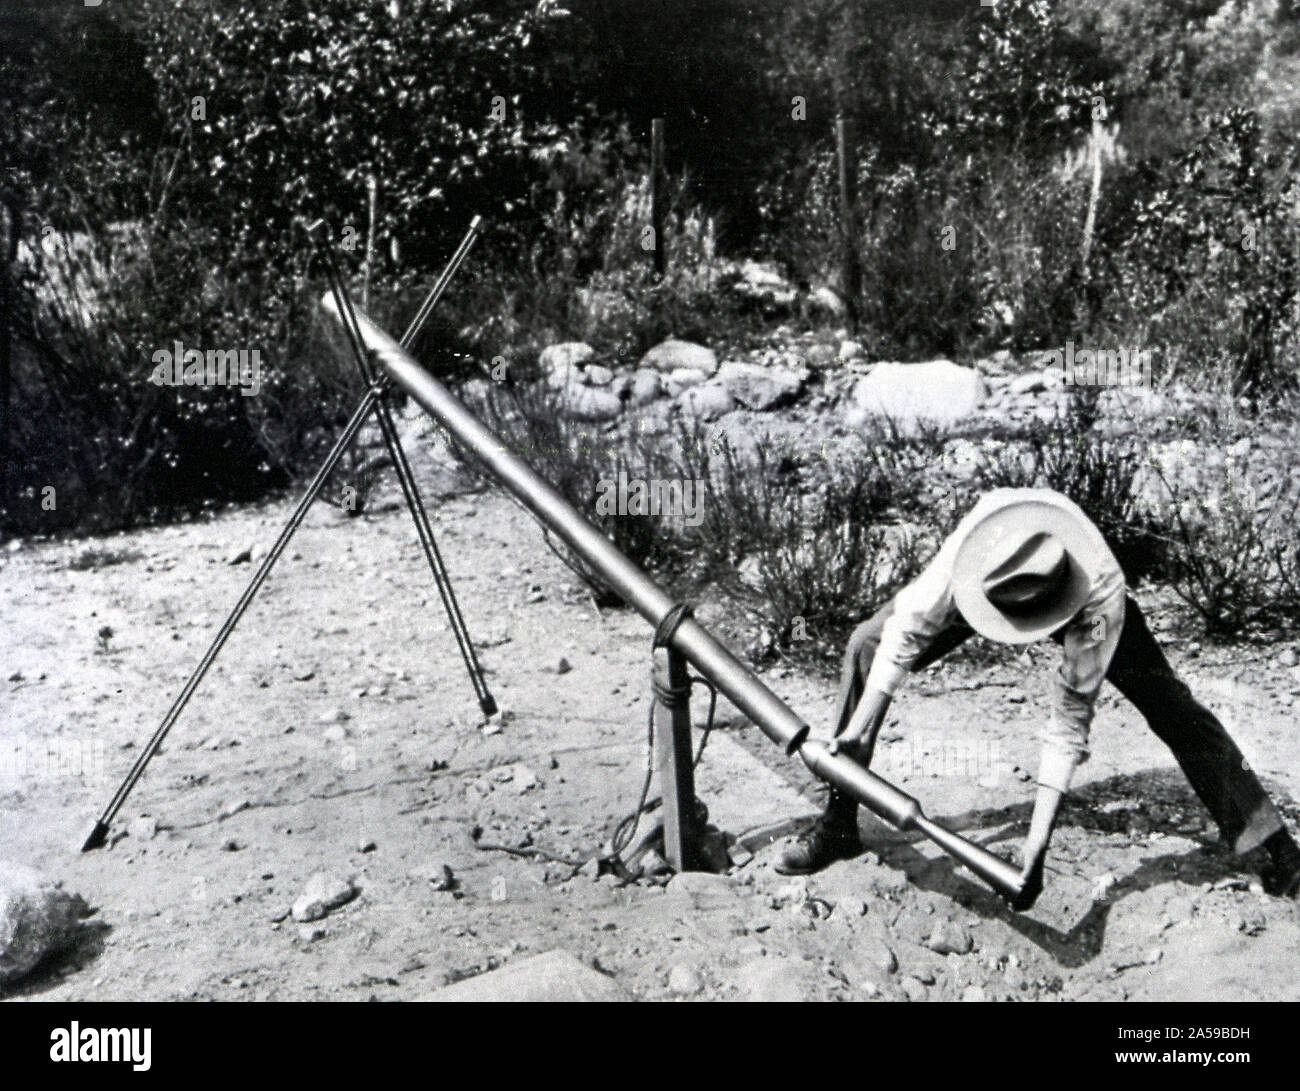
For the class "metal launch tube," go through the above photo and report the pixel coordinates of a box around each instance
[323,296,1025,903]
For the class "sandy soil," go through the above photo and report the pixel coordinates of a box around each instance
[3,422,1299,1002]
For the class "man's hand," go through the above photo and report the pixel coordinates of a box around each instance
[828,687,892,763]
[1010,843,1047,912]
[1008,782,1065,911]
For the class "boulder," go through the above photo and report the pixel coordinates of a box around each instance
[641,339,718,378]
[0,863,90,984]
[425,950,629,1002]
[718,361,804,411]
[562,385,623,422]
[845,360,986,434]
[628,369,662,407]
[664,367,710,397]
[539,342,595,380]
[678,382,735,421]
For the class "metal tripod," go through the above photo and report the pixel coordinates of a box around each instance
[82,217,494,852]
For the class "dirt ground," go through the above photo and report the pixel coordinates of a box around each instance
[3,424,1300,1003]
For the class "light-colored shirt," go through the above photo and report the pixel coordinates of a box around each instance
[863,491,1127,791]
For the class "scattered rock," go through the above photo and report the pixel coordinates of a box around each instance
[357,837,377,854]
[666,962,703,995]
[900,976,929,1002]
[128,815,158,842]
[221,838,242,852]
[1278,648,1299,669]
[0,863,90,984]
[323,725,350,744]
[585,364,614,387]
[227,546,253,565]
[641,340,718,377]
[298,924,327,943]
[410,862,456,891]
[838,340,866,362]
[961,984,988,1002]
[291,872,357,923]
[318,708,350,724]
[924,921,973,956]
[854,937,897,983]
[555,657,572,675]
[727,842,754,868]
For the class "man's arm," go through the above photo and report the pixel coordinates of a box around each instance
[832,539,963,763]
[829,686,892,763]
[1016,573,1126,905]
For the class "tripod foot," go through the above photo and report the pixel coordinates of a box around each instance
[81,821,110,853]
[479,694,498,718]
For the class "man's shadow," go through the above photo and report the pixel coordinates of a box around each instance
[839,768,1297,970]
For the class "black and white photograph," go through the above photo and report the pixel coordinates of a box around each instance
[1,0,1298,1043]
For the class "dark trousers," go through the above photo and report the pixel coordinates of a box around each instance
[829,594,1284,856]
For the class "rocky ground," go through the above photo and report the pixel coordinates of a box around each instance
[3,381,1300,1002]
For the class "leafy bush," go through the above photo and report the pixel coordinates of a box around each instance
[1100,109,1300,398]
[142,0,575,272]
[1146,422,1300,636]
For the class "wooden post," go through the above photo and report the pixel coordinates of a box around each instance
[652,646,698,871]
[363,174,378,311]
[0,197,17,515]
[1080,112,1104,279]
[650,117,666,279]
[835,115,861,331]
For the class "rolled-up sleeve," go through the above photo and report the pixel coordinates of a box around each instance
[864,536,962,697]
[1038,566,1126,789]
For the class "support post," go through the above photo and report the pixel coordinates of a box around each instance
[652,646,697,871]
[650,117,666,279]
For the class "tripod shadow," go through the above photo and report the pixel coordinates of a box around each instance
[846,768,1294,970]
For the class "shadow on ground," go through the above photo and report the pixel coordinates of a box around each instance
[836,768,1295,970]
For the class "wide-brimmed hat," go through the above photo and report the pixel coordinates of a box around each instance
[951,490,1103,644]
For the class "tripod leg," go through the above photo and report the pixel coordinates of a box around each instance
[82,384,387,851]
[324,257,496,716]
[370,399,497,715]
